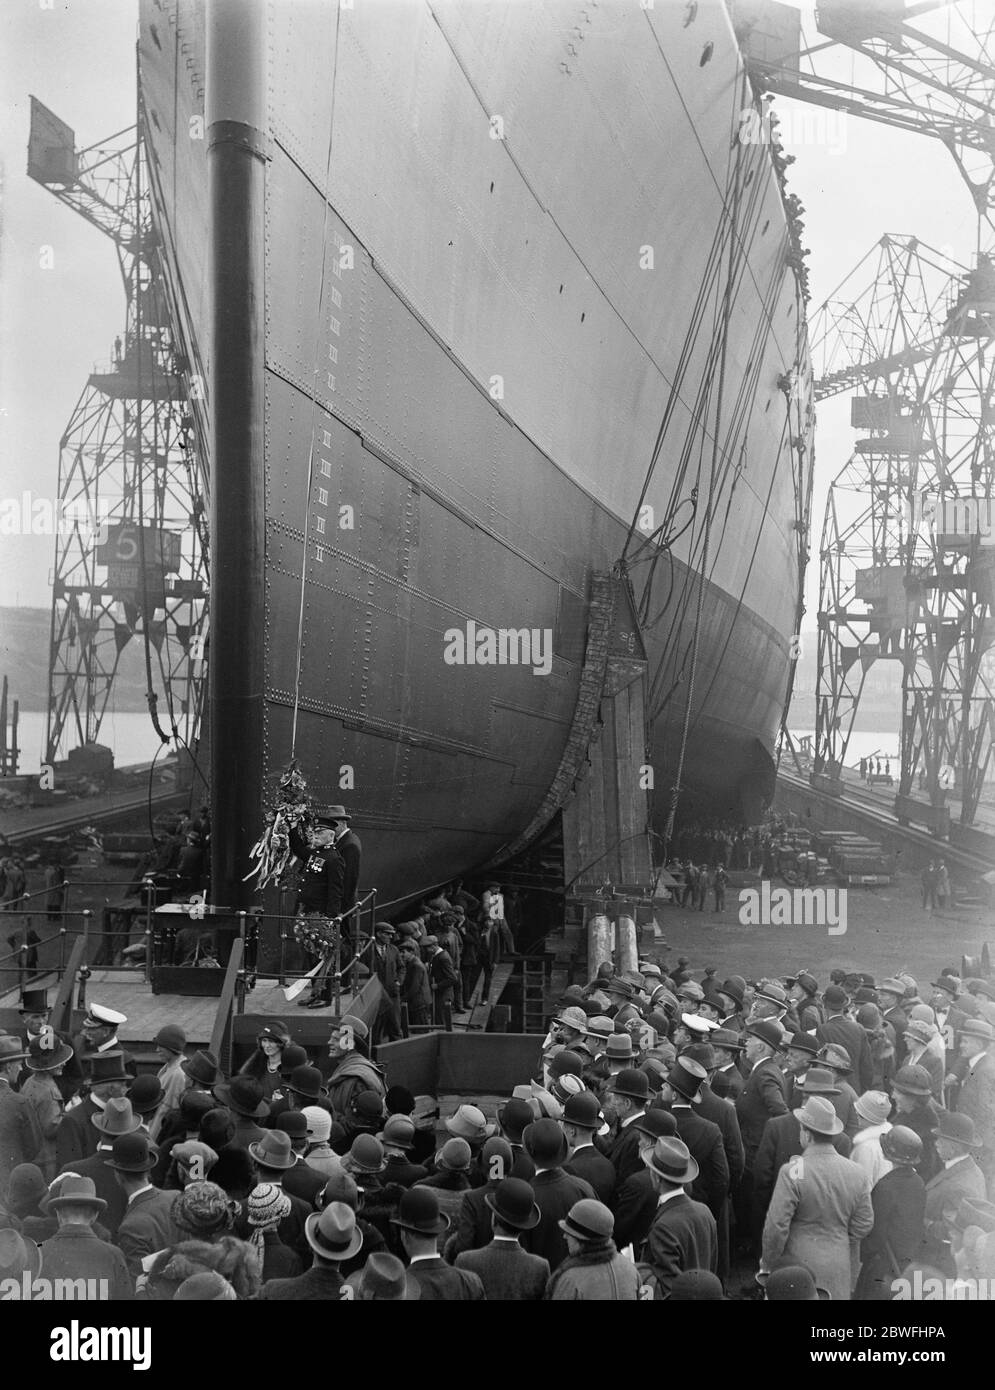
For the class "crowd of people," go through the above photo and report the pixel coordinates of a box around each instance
[1,934,994,1301]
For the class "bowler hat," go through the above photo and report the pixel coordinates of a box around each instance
[558,1198,615,1244]
[280,1044,308,1073]
[608,1068,650,1102]
[711,1028,746,1052]
[794,1096,843,1136]
[305,1202,364,1260]
[154,1024,187,1055]
[632,1109,677,1140]
[717,978,746,1007]
[669,1270,726,1301]
[391,1186,450,1236]
[104,1132,157,1173]
[785,1031,820,1057]
[880,1126,922,1166]
[746,1019,783,1051]
[485,1177,540,1231]
[548,1050,585,1080]
[932,976,961,998]
[275,1111,309,1140]
[765,1265,829,1301]
[352,1091,385,1124]
[642,1136,698,1184]
[854,988,878,1006]
[523,1118,569,1168]
[249,1130,296,1171]
[25,1033,74,1072]
[213,1076,270,1119]
[287,1064,328,1100]
[934,1110,980,1148]
[561,1091,601,1131]
[181,1049,221,1086]
[92,1097,142,1136]
[127,1075,165,1116]
[87,1051,131,1085]
[891,1064,933,1098]
[46,1174,107,1215]
[823,984,848,1011]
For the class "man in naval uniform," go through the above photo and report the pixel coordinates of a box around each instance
[73,1004,133,1085]
[290,809,346,1009]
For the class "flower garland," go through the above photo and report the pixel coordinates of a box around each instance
[243,760,315,889]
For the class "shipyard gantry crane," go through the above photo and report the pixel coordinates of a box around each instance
[737,0,995,831]
[27,80,209,769]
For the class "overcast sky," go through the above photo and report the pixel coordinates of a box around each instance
[0,0,981,631]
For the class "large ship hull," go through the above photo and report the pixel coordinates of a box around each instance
[139,0,813,905]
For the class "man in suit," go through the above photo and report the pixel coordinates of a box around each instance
[446,1137,515,1258]
[760,1096,873,1302]
[639,1136,717,1298]
[0,1036,39,1204]
[604,1069,650,1187]
[108,1133,179,1278]
[734,1018,789,1255]
[684,1043,745,1198]
[878,977,910,1068]
[238,1130,313,1261]
[38,1175,133,1300]
[816,985,873,1092]
[255,1201,360,1300]
[56,1050,131,1170]
[955,1019,995,1181]
[562,1091,616,1204]
[422,935,460,1025]
[371,922,403,1043]
[16,987,84,1103]
[328,809,362,938]
[814,1043,861,1138]
[391,1188,485,1300]
[660,1058,728,1223]
[454,1177,549,1300]
[59,1096,143,1237]
[711,1029,746,1101]
[752,1069,853,1233]
[72,1004,134,1084]
[213,1075,271,1150]
[922,1110,988,1270]
[379,1114,428,1189]
[521,1118,596,1270]
[611,1110,676,1254]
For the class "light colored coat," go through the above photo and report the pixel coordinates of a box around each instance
[957,1049,995,1157]
[762,1143,873,1301]
[850,1122,893,1189]
[20,1071,64,1181]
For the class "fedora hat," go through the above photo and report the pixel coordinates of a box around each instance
[46,1174,107,1215]
[181,1049,221,1086]
[287,1064,328,1100]
[934,1110,980,1148]
[880,1126,922,1166]
[18,988,49,1014]
[249,1130,296,1171]
[665,1057,707,1102]
[746,1019,784,1051]
[605,1034,634,1062]
[523,1118,569,1168]
[92,1097,142,1136]
[127,1075,165,1117]
[391,1186,450,1236]
[305,1202,364,1260]
[445,1103,496,1142]
[0,1229,41,1281]
[104,1132,157,1173]
[345,1251,421,1301]
[816,1043,852,1074]
[558,1198,615,1244]
[754,980,788,1007]
[643,1136,699,1185]
[585,1016,615,1042]
[25,1033,74,1072]
[797,1067,840,1096]
[794,1096,843,1136]
[958,1018,995,1043]
[485,1177,541,1231]
[87,1051,131,1086]
[213,1076,270,1119]
[711,1028,746,1052]
[878,977,906,998]
[892,1063,934,1098]
[314,805,351,825]
[608,1068,649,1102]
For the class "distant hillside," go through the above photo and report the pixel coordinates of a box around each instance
[0,606,152,712]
